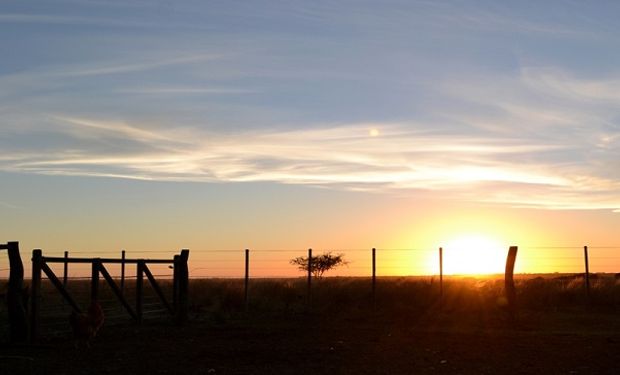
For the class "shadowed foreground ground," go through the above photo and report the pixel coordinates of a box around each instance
[4,308,620,375]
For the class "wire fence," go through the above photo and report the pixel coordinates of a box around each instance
[3,244,620,342]
[3,245,620,281]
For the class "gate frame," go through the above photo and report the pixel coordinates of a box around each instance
[30,249,189,343]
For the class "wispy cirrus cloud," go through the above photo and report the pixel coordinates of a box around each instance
[2,111,618,211]
[53,54,220,77]
[117,87,258,95]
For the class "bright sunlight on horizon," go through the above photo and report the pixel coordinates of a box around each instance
[442,235,508,275]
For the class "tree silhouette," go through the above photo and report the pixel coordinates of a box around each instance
[290,252,347,279]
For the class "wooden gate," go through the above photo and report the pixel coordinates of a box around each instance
[30,249,189,343]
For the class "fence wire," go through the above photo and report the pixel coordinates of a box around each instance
[2,246,620,280]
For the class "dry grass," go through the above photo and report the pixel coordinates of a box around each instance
[4,275,620,374]
[187,274,620,321]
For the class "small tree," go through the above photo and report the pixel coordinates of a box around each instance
[290,252,347,279]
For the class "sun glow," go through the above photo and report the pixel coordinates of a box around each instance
[442,235,507,275]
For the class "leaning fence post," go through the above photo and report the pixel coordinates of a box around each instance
[505,246,518,318]
[307,248,313,306]
[120,249,126,295]
[584,245,591,300]
[372,247,376,310]
[30,249,43,344]
[7,241,27,343]
[244,249,250,311]
[63,250,69,288]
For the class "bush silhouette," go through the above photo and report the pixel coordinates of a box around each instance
[290,252,347,279]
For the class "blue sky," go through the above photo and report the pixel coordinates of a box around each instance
[1,1,620,262]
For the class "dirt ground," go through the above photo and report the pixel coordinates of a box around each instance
[4,308,620,375]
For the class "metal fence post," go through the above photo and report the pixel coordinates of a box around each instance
[584,245,591,300]
[372,247,376,309]
[439,247,443,303]
[307,248,313,306]
[244,249,250,311]
[63,250,69,288]
[120,249,126,294]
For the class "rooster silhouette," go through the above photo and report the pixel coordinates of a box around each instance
[69,300,105,348]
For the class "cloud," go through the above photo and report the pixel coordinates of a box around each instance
[521,68,620,103]
[117,87,258,95]
[0,13,159,28]
[54,55,220,77]
[0,201,21,209]
[2,115,618,211]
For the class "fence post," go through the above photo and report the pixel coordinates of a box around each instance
[172,254,179,311]
[505,246,518,318]
[584,245,590,300]
[63,250,69,288]
[91,258,100,301]
[176,249,190,324]
[30,249,43,344]
[120,249,126,295]
[307,248,313,306]
[439,247,443,303]
[7,241,27,343]
[136,260,144,324]
[244,249,250,312]
[372,247,376,310]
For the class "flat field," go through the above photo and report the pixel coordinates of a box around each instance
[3,276,620,374]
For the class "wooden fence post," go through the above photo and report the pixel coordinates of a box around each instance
[172,254,179,311]
[136,260,144,324]
[91,258,100,301]
[583,245,590,300]
[439,247,443,303]
[30,249,43,344]
[505,246,518,318]
[307,248,313,306]
[120,249,126,295]
[6,241,28,343]
[244,249,250,312]
[176,249,190,324]
[63,250,69,288]
[372,247,376,310]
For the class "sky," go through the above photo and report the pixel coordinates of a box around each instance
[1,1,620,277]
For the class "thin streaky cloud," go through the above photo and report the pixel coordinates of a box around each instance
[54,55,221,77]
[521,68,620,103]
[118,87,258,95]
[0,13,160,28]
[51,116,192,147]
[0,201,21,209]
[3,117,617,211]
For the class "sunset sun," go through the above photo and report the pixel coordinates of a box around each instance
[442,235,508,275]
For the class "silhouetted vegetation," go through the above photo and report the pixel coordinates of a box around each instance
[289,252,347,279]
